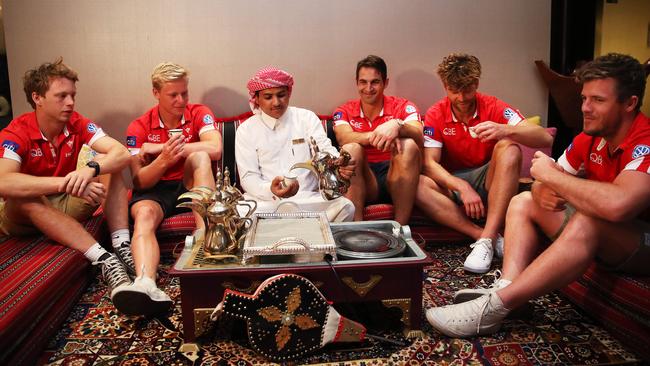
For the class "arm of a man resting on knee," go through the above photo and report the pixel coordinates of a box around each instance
[531,151,650,222]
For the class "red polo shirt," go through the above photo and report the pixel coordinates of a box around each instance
[558,112,650,182]
[126,103,217,181]
[0,111,105,177]
[333,95,420,163]
[423,93,525,172]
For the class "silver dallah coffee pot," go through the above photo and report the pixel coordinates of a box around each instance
[177,168,256,256]
[290,136,351,200]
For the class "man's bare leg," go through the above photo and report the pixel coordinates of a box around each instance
[130,201,164,279]
[415,174,483,239]
[482,140,522,240]
[101,171,130,233]
[387,138,420,224]
[500,192,566,279]
[341,142,379,221]
[4,197,97,251]
[498,211,644,310]
[183,151,215,231]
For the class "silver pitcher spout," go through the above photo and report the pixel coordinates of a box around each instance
[290,136,351,200]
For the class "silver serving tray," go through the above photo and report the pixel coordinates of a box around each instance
[241,211,336,264]
[334,229,406,259]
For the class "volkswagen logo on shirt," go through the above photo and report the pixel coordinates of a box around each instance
[632,144,650,159]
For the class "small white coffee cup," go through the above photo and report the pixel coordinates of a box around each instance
[469,127,478,138]
[282,173,298,188]
[168,129,183,138]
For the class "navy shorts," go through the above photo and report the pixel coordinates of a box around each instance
[130,180,191,219]
[368,161,392,204]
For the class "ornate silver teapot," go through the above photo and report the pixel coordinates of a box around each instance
[177,168,256,257]
[290,137,351,200]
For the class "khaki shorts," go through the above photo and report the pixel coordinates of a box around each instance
[451,162,490,204]
[0,194,98,237]
[549,204,650,276]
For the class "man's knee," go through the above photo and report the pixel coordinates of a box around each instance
[185,151,212,168]
[131,202,163,228]
[342,143,366,164]
[493,140,522,168]
[507,191,534,218]
[397,138,420,159]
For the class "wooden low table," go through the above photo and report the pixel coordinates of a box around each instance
[168,220,432,346]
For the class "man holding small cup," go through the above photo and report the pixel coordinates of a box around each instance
[235,66,355,221]
[417,53,552,274]
[113,62,222,316]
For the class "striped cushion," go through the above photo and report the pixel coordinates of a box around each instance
[0,216,104,363]
[561,264,650,361]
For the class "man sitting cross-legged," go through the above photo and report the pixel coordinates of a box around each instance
[416,53,552,274]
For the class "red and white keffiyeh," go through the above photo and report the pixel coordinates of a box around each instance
[247,67,294,112]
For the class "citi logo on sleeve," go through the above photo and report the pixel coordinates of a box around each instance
[2,140,19,152]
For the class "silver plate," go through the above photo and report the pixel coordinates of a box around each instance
[334,229,406,259]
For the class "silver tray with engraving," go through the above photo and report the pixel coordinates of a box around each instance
[241,211,336,264]
[334,227,406,259]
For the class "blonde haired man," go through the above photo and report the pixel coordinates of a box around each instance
[416,53,552,274]
[111,62,222,316]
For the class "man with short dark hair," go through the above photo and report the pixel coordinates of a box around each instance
[417,53,552,274]
[112,62,222,316]
[426,53,650,338]
[0,58,133,299]
[333,55,422,224]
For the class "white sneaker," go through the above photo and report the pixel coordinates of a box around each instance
[495,234,504,259]
[111,276,172,316]
[426,293,510,338]
[453,270,511,303]
[463,238,494,273]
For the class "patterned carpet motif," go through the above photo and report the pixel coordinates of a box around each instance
[41,244,644,365]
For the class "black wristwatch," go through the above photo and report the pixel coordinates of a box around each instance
[86,161,100,177]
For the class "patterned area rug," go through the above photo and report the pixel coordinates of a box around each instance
[40,243,644,365]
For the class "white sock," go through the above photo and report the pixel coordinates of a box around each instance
[111,229,130,248]
[84,243,109,262]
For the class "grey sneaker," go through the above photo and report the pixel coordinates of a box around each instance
[111,276,172,316]
[453,270,512,304]
[463,238,494,273]
[426,293,510,338]
[113,241,136,276]
[94,254,131,290]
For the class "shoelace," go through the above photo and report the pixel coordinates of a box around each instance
[469,239,492,260]
[476,293,493,334]
[115,244,135,268]
[97,256,130,288]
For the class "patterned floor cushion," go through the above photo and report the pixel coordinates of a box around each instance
[0,216,105,365]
